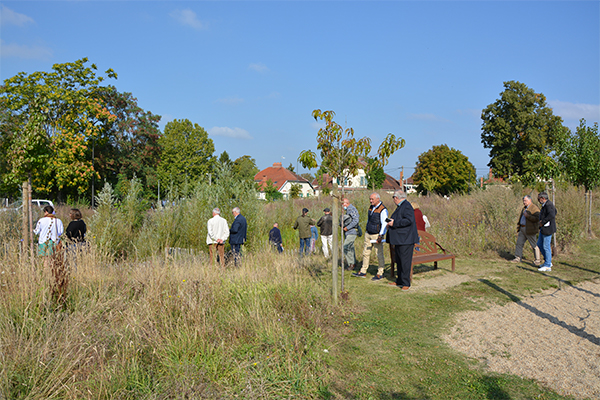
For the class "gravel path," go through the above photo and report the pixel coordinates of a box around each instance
[442,279,600,399]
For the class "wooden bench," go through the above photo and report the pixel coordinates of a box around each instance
[389,230,455,280]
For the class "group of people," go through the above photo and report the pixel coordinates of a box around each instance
[206,207,247,267]
[511,192,557,271]
[287,190,424,290]
[33,191,557,281]
[33,205,87,266]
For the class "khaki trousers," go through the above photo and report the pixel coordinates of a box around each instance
[515,229,541,262]
[209,243,225,268]
[360,232,385,276]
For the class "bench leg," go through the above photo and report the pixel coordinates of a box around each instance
[452,258,455,272]
[434,261,438,270]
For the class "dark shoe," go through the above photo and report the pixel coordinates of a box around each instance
[345,264,355,271]
[371,274,383,281]
[351,272,367,278]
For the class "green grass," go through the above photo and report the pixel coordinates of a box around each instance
[324,239,599,400]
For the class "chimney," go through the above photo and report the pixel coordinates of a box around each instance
[273,162,282,168]
[489,168,493,180]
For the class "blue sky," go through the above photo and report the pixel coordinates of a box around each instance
[1,1,599,180]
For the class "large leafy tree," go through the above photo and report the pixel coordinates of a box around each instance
[557,120,600,237]
[232,155,259,183]
[413,144,475,195]
[0,58,117,199]
[95,86,162,198]
[481,80,567,181]
[157,119,215,196]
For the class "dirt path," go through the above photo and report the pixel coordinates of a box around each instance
[439,278,600,399]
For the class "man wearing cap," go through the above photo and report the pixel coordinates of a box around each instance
[317,208,333,258]
[293,208,315,256]
[353,193,388,280]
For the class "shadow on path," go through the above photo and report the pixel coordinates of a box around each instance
[479,279,600,346]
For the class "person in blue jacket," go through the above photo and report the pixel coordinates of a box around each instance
[229,206,247,266]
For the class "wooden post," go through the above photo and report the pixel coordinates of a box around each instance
[331,182,339,305]
[21,182,28,255]
[28,180,34,266]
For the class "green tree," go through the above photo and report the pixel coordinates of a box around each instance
[364,157,386,189]
[287,163,295,173]
[95,86,162,199]
[298,109,405,301]
[289,183,302,199]
[481,80,567,181]
[0,58,117,198]
[413,144,475,195]
[157,119,215,196]
[558,120,600,237]
[263,179,283,201]
[232,155,259,183]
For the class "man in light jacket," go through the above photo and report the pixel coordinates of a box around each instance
[207,207,229,268]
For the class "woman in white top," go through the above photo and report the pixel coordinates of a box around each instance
[33,205,64,256]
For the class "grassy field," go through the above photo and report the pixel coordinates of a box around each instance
[328,238,600,399]
[0,184,598,399]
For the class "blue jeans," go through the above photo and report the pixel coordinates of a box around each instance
[537,233,552,267]
[299,238,311,256]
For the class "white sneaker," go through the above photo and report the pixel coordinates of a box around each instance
[538,266,552,272]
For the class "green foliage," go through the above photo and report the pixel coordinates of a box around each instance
[557,119,600,192]
[364,157,386,189]
[298,110,371,191]
[413,144,475,195]
[0,58,117,198]
[481,80,567,180]
[263,179,283,201]
[157,119,215,197]
[95,86,162,199]
[289,183,302,199]
[232,155,259,183]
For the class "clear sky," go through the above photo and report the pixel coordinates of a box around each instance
[1,1,599,180]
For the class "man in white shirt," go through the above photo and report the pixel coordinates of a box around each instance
[207,207,229,268]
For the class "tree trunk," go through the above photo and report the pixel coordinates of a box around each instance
[331,182,339,305]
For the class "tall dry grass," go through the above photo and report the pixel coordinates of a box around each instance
[0,241,339,398]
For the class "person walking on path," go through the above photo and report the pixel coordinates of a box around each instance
[353,193,388,280]
[229,207,247,266]
[387,190,418,291]
[317,208,333,258]
[537,192,557,272]
[293,208,315,256]
[341,198,360,271]
[207,207,229,268]
[269,223,284,253]
[511,195,541,265]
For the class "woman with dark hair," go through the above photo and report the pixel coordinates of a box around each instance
[66,208,86,243]
[33,205,64,259]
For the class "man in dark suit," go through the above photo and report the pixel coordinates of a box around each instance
[387,190,418,291]
[229,207,247,266]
